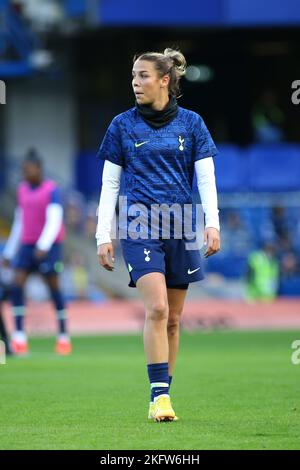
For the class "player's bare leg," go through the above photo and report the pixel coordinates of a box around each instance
[137,272,176,421]
[137,272,169,364]
[14,269,29,287]
[167,288,187,377]
[44,273,72,355]
[10,269,30,354]
[164,288,187,421]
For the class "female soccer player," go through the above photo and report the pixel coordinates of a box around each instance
[96,49,220,422]
[2,150,72,355]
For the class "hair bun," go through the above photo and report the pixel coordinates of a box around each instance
[163,48,186,77]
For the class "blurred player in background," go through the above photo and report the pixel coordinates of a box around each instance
[0,272,12,355]
[246,242,279,302]
[96,48,220,422]
[2,150,72,355]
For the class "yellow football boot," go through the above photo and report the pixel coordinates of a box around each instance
[151,396,177,422]
[148,401,179,421]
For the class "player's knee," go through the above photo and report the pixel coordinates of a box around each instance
[147,301,168,322]
[167,311,181,334]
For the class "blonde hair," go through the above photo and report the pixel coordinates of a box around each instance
[133,48,187,98]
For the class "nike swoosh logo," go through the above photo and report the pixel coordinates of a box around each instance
[135,141,149,148]
[187,267,201,275]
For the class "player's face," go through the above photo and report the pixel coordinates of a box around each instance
[23,162,42,184]
[132,60,169,105]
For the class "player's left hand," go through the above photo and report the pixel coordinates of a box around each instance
[35,249,48,259]
[204,227,221,258]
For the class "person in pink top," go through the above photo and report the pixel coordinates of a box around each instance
[2,149,72,355]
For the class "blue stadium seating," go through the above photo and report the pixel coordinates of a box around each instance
[75,151,104,198]
[279,277,300,297]
[64,0,86,18]
[205,254,248,278]
[214,144,249,192]
[0,1,34,77]
[247,144,300,191]
[192,143,300,194]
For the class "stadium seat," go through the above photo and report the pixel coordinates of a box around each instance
[64,0,86,18]
[205,254,248,278]
[278,277,300,297]
[247,144,300,191]
[213,144,249,192]
[75,152,104,198]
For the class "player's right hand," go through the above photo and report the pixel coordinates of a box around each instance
[97,243,115,271]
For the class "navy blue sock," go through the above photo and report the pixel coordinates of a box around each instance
[50,288,68,335]
[11,285,25,332]
[151,374,173,403]
[147,362,169,403]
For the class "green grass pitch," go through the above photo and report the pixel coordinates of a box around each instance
[0,330,299,450]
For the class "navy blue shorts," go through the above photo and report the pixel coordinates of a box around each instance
[120,237,204,289]
[13,243,64,276]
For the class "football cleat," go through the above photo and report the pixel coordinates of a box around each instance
[153,395,176,422]
[55,336,72,355]
[10,332,29,356]
[148,401,179,421]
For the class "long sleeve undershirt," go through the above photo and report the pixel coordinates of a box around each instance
[96,161,122,245]
[194,157,220,232]
[36,204,63,251]
[3,207,22,260]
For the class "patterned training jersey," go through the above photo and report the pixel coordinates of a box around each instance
[97,106,218,238]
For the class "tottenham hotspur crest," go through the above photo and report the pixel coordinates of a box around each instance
[144,249,151,262]
[178,135,184,151]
